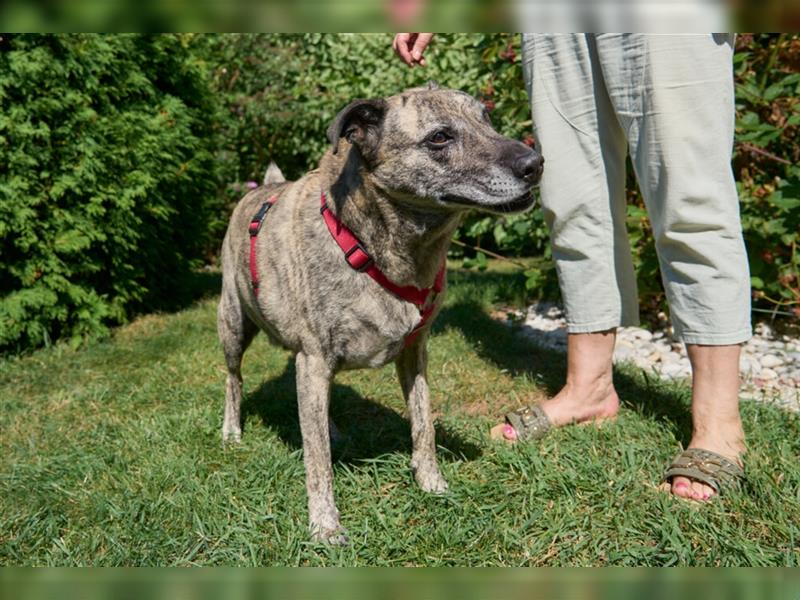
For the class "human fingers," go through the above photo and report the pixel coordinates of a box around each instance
[393,32,416,67]
[410,32,434,66]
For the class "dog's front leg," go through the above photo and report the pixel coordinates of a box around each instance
[295,351,346,543]
[395,336,448,493]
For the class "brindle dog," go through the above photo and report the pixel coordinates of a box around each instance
[217,83,543,543]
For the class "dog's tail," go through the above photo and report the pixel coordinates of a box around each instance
[263,162,285,186]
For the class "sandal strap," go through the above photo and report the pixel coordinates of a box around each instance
[663,448,745,495]
[505,404,552,441]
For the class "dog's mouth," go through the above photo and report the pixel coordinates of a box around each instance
[440,190,536,214]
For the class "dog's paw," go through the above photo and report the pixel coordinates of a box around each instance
[222,414,242,443]
[419,474,449,494]
[311,524,350,546]
[413,465,449,494]
[309,505,348,545]
[222,428,242,444]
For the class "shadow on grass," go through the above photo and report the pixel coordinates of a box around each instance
[436,268,694,446]
[144,269,222,315]
[83,270,225,370]
[241,360,482,464]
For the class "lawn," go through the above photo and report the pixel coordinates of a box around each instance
[1,263,798,566]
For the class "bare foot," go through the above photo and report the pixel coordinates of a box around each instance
[491,376,620,442]
[661,431,746,502]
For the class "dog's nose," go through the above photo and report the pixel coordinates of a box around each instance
[513,151,544,181]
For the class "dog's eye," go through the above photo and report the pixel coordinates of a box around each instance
[426,131,452,146]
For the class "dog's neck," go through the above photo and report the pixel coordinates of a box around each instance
[319,144,461,288]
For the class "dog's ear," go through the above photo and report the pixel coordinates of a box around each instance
[327,98,387,158]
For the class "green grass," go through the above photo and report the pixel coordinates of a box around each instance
[1,263,799,566]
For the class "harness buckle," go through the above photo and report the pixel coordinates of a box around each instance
[344,243,373,272]
[249,201,274,237]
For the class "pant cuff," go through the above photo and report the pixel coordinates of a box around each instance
[676,328,752,346]
[566,316,640,334]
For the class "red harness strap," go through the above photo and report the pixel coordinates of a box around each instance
[319,191,446,346]
[248,195,279,295]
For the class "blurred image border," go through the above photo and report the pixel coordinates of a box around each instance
[1,567,799,600]
[0,0,798,33]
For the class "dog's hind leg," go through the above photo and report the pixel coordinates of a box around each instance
[217,287,258,443]
[295,351,347,544]
[395,336,448,494]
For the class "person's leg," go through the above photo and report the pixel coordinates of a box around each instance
[599,33,750,499]
[521,34,638,335]
[494,34,635,440]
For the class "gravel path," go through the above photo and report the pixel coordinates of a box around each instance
[502,302,800,413]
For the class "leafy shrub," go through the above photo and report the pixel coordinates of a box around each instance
[0,34,220,352]
[733,34,800,318]
[202,34,527,184]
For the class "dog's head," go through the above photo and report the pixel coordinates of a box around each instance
[327,83,543,214]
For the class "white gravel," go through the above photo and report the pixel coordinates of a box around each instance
[503,302,800,413]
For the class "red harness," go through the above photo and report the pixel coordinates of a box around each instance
[248,194,279,295]
[247,190,446,347]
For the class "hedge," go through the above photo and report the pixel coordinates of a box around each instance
[0,34,220,351]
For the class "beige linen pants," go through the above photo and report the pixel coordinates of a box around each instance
[521,34,751,344]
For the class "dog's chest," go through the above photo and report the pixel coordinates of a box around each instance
[333,293,423,369]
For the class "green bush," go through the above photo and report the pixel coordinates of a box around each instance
[205,34,504,182]
[0,34,220,352]
[733,34,800,318]
[202,34,534,200]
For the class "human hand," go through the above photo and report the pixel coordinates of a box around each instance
[392,33,434,67]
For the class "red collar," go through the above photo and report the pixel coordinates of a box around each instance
[319,191,446,346]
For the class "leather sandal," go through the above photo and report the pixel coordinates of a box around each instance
[503,404,553,441]
[663,447,745,496]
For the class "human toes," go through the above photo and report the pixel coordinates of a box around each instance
[670,476,696,499]
[670,476,717,501]
[489,422,518,442]
[689,480,717,501]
